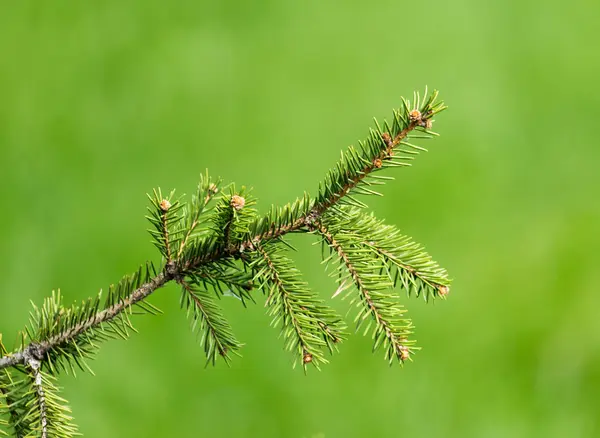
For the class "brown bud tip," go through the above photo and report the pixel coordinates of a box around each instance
[409,109,422,122]
[230,195,246,211]
[159,199,171,211]
[422,118,433,129]
[373,158,383,168]
[438,285,450,297]
[303,352,313,364]
[208,183,219,194]
[399,347,410,361]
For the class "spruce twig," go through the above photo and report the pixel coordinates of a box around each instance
[0,89,451,436]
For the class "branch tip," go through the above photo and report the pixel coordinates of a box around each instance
[303,352,313,364]
[437,285,450,297]
[159,199,171,212]
[230,195,246,211]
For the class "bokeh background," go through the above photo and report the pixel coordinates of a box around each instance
[1,1,599,437]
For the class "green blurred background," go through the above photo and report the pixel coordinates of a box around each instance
[1,1,599,437]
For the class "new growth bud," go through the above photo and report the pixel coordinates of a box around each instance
[230,195,246,211]
[438,285,450,297]
[159,199,171,212]
[409,109,422,123]
[399,347,410,361]
[303,352,313,364]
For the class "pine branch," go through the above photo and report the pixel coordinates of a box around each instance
[3,365,79,438]
[210,186,257,250]
[0,89,451,436]
[249,243,345,370]
[322,206,451,301]
[146,188,183,263]
[312,87,445,215]
[0,270,169,372]
[0,89,446,372]
[312,221,415,364]
[179,279,242,365]
[177,171,221,258]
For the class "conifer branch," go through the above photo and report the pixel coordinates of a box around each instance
[0,89,451,436]
[311,221,415,364]
[322,206,450,301]
[179,279,242,365]
[250,243,345,370]
[177,173,220,258]
[1,363,78,437]
[0,272,170,371]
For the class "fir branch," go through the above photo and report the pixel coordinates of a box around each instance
[179,279,242,365]
[0,361,78,437]
[249,243,345,370]
[312,221,416,364]
[15,365,78,437]
[0,89,451,436]
[146,188,184,263]
[2,89,445,372]
[207,186,258,255]
[0,270,170,372]
[312,87,446,216]
[177,172,221,258]
[242,88,446,246]
[248,193,314,243]
[322,206,451,300]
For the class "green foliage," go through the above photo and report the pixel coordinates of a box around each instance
[315,88,446,214]
[315,219,418,364]
[247,242,346,370]
[0,89,450,436]
[175,171,222,259]
[250,193,314,240]
[179,278,243,366]
[0,368,78,437]
[146,188,184,261]
[322,206,450,301]
[185,260,255,306]
[210,185,257,248]
[23,264,159,376]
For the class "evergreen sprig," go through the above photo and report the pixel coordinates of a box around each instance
[211,185,257,249]
[179,278,243,365]
[248,242,345,370]
[176,171,222,258]
[1,365,79,437]
[322,206,450,301]
[313,220,417,364]
[0,89,451,436]
[22,265,159,377]
[314,87,446,215]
